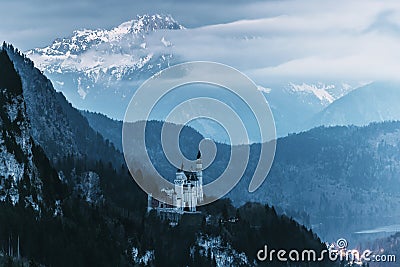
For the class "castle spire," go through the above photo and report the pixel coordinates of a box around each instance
[177,162,184,172]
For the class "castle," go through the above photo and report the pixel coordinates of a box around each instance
[147,151,204,214]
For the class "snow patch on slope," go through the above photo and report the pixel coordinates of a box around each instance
[131,247,154,266]
[289,82,335,103]
[192,234,251,267]
[75,171,104,205]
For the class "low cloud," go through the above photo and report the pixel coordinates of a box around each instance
[3,0,400,83]
[146,0,400,83]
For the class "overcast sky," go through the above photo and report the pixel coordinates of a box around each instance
[2,0,400,82]
[1,0,283,50]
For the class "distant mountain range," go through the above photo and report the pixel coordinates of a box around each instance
[262,81,359,135]
[29,14,400,139]
[311,81,400,127]
[82,107,400,243]
[266,80,400,136]
[27,14,183,119]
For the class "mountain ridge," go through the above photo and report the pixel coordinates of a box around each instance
[26,14,184,119]
[0,47,66,212]
[5,43,123,166]
[83,108,400,243]
[25,15,360,137]
[310,81,400,128]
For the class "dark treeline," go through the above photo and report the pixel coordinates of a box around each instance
[0,152,339,266]
[0,154,145,266]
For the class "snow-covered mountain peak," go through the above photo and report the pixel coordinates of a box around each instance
[27,14,183,58]
[285,82,356,105]
[26,14,184,103]
[129,14,184,34]
[288,82,335,103]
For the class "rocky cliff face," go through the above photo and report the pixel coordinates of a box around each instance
[5,44,123,166]
[0,46,66,211]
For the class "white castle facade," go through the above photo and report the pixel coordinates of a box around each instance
[147,151,204,214]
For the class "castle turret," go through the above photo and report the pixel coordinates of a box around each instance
[174,163,185,210]
[196,150,204,202]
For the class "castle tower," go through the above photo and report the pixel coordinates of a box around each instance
[174,163,185,211]
[196,150,204,202]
